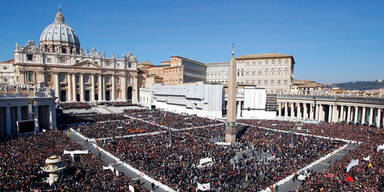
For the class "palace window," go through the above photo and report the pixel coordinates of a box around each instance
[27,54,33,61]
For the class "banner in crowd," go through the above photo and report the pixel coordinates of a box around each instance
[377,144,384,152]
[346,159,359,172]
[103,165,119,176]
[63,150,88,162]
[197,183,210,191]
[363,155,370,161]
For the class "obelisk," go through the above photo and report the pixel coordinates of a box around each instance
[225,45,237,143]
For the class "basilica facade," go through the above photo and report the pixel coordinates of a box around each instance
[4,8,139,103]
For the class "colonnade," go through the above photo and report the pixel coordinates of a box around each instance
[0,102,56,138]
[277,101,384,128]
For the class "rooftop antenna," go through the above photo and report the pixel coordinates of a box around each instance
[232,43,235,58]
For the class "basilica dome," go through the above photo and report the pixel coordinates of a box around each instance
[39,7,80,54]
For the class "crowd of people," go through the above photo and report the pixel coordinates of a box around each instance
[240,119,384,191]
[98,102,135,107]
[99,124,342,191]
[59,102,92,110]
[124,109,221,129]
[57,113,129,129]
[74,118,163,138]
[0,130,147,191]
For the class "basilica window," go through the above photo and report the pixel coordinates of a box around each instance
[28,72,35,82]
[47,58,52,63]
[105,76,110,83]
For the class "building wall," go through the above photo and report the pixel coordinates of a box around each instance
[206,54,295,94]
[152,82,223,118]
[7,41,139,103]
[0,61,16,86]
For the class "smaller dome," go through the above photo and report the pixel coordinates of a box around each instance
[39,7,80,52]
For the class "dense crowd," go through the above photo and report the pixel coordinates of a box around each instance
[98,102,135,107]
[0,130,147,191]
[74,118,163,138]
[57,113,129,129]
[99,124,342,191]
[59,102,91,110]
[240,119,384,191]
[124,109,221,129]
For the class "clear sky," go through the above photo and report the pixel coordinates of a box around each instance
[0,0,383,83]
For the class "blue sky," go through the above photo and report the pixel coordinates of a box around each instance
[0,0,383,83]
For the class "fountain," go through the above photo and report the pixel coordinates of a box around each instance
[41,155,65,185]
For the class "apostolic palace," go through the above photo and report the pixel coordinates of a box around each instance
[2,7,139,103]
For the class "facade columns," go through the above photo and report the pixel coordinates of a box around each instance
[5,106,11,136]
[111,75,115,101]
[121,76,127,101]
[362,107,366,125]
[55,73,60,99]
[102,75,106,101]
[72,73,76,101]
[49,105,56,130]
[80,73,84,102]
[67,73,72,102]
[91,74,95,102]
[98,74,103,101]
[284,102,288,119]
[354,106,359,124]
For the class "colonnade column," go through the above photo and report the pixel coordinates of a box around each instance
[347,106,351,123]
[55,73,60,99]
[102,75,106,101]
[309,103,314,120]
[91,74,95,102]
[5,106,11,136]
[376,108,381,128]
[284,102,288,119]
[340,105,344,122]
[354,106,359,124]
[303,103,308,119]
[369,108,374,125]
[34,105,39,134]
[67,73,72,102]
[290,102,294,120]
[111,75,115,101]
[80,73,84,102]
[297,103,302,119]
[72,73,76,101]
[315,104,319,121]
[17,106,22,122]
[328,105,333,123]
[362,107,366,125]
[98,74,103,101]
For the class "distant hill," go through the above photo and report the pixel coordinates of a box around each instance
[325,81,384,91]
